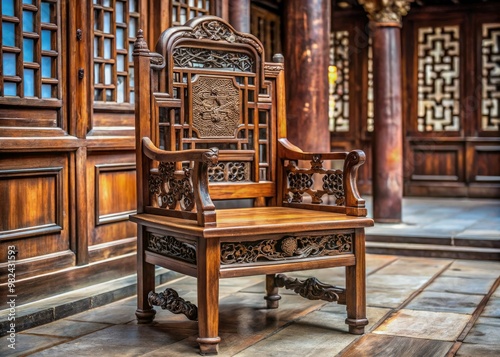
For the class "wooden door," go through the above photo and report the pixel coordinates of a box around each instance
[403,4,500,197]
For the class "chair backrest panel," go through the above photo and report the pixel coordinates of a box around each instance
[150,17,276,197]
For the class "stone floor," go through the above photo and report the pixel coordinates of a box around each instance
[3,254,499,356]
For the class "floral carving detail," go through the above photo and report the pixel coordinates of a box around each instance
[147,234,197,264]
[287,171,314,203]
[220,234,352,264]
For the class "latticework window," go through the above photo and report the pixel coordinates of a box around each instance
[92,0,139,104]
[417,25,460,132]
[1,0,60,99]
[171,0,210,26]
[481,23,500,132]
[329,30,349,132]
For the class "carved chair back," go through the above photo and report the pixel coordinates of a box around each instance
[134,16,367,226]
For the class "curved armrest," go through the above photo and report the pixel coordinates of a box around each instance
[278,138,347,161]
[142,137,219,227]
[278,138,367,216]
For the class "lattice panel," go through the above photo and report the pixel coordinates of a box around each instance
[1,0,60,99]
[367,37,374,132]
[417,26,460,132]
[93,0,139,103]
[481,23,500,132]
[329,31,349,132]
[172,0,210,25]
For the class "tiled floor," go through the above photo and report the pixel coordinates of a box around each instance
[3,254,499,356]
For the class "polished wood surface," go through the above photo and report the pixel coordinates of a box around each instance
[132,15,372,354]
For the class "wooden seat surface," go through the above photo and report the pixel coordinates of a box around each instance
[131,207,373,238]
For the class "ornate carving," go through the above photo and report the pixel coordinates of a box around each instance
[284,159,345,205]
[329,30,350,133]
[220,234,352,264]
[481,23,500,131]
[173,47,254,72]
[274,274,345,303]
[359,0,413,25]
[148,289,198,321]
[208,162,250,182]
[149,162,194,211]
[417,26,460,132]
[147,234,197,264]
[183,19,263,54]
[264,64,284,74]
[192,76,241,138]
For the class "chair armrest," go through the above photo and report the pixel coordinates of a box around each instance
[278,139,367,217]
[142,137,219,227]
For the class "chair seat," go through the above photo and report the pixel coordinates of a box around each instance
[130,206,373,239]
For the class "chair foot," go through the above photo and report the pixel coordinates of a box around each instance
[197,336,221,355]
[264,293,281,309]
[345,318,368,335]
[136,308,156,324]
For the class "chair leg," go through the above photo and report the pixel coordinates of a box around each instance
[264,274,281,309]
[136,228,156,323]
[196,238,221,355]
[345,228,368,334]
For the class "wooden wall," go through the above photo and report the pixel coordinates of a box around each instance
[0,0,224,309]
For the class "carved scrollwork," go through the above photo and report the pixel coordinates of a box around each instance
[149,162,194,211]
[359,0,413,25]
[220,234,352,264]
[284,159,345,205]
[148,288,198,321]
[274,274,346,303]
[173,47,254,72]
[183,19,263,54]
[147,234,197,264]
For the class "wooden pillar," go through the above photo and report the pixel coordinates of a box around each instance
[229,0,251,33]
[283,0,330,152]
[360,0,412,222]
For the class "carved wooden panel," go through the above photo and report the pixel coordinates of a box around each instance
[481,23,500,132]
[417,25,461,132]
[192,76,241,138]
[147,233,196,264]
[220,233,353,265]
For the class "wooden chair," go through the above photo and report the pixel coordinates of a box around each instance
[131,16,373,355]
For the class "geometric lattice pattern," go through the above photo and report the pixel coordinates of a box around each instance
[367,37,374,132]
[481,23,500,132]
[172,0,210,26]
[1,0,60,99]
[417,26,461,132]
[329,30,349,132]
[93,0,140,103]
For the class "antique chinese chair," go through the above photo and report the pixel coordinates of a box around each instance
[130,16,373,355]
